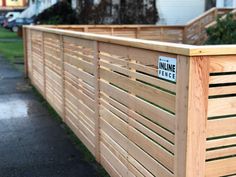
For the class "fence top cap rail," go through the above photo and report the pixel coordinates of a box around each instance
[48,24,186,28]
[25,25,236,56]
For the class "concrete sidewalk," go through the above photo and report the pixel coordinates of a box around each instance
[0,57,98,177]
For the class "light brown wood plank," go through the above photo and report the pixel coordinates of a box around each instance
[209,56,236,73]
[100,68,176,112]
[208,97,236,117]
[207,136,236,149]
[206,146,236,160]
[100,80,175,132]
[209,75,236,84]
[206,157,236,177]
[174,56,209,177]
[209,85,236,96]
[207,117,236,138]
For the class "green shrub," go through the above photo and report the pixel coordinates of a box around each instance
[35,1,78,24]
[205,14,236,44]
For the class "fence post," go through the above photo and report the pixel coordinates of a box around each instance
[174,55,209,177]
[42,32,46,98]
[29,29,33,82]
[93,40,100,163]
[183,26,188,44]
[60,35,65,122]
[23,27,28,78]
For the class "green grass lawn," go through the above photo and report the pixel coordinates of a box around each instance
[0,27,19,39]
[0,41,23,63]
[0,28,24,63]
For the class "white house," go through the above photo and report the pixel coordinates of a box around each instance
[216,0,236,8]
[19,0,58,18]
[156,0,206,25]
[157,0,236,25]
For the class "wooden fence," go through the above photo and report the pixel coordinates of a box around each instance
[49,25,186,44]
[44,8,233,45]
[206,8,236,29]
[184,8,233,44]
[23,25,236,177]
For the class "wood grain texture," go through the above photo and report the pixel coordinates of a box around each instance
[23,27,28,78]
[207,117,236,138]
[207,136,236,149]
[209,55,236,73]
[174,56,209,177]
[24,26,236,177]
[206,157,236,177]
[93,41,100,162]
[208,97,236,117]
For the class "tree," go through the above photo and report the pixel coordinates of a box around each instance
[116,0,159,24]
[35,1,78,24]
[36,0,159,25]
[205,0,216,10]
[205,14,236,44]
[76,0,159,24]
[77,0,111,24]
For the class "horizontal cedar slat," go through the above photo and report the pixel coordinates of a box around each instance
[128,139,173,177]
[206,146,236,160]
[209,56,236,73]
[101,93,175,143]
[64,53,94,74]
[100,118,128,153]
[100,80,175,132]
[99,53,128,67]
[99,60,176,93]
[128,155,153,177]
[100,130,128,162]
[100,142,128,176]
[207,117,236,137]
[64,49,94,63]
[66,117,95,156]
[64,63,95,87]
[129,117,174,153]
[63,36,94,49]
[128,125,174,172]
[208,97,236,117]
[100,155,121,177]
[209,75,236,84]
[207,136,236,149]
[100,68,176,112]
[206,157,236,177]
[100,106,128,137]
[209,85,236,96]
[101,82,175,155]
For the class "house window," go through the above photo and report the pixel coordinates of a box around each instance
[224,0,233,7]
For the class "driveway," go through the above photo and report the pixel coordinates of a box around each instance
[0,56,98,177]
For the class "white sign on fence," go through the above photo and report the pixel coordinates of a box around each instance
[158,56,177,82]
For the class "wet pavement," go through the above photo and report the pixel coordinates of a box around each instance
[0,57,98,177]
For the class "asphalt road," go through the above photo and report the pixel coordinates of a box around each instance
[0,56,98,177]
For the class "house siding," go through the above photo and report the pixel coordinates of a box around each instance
[156,0,205,25]
[216,0,236,7]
